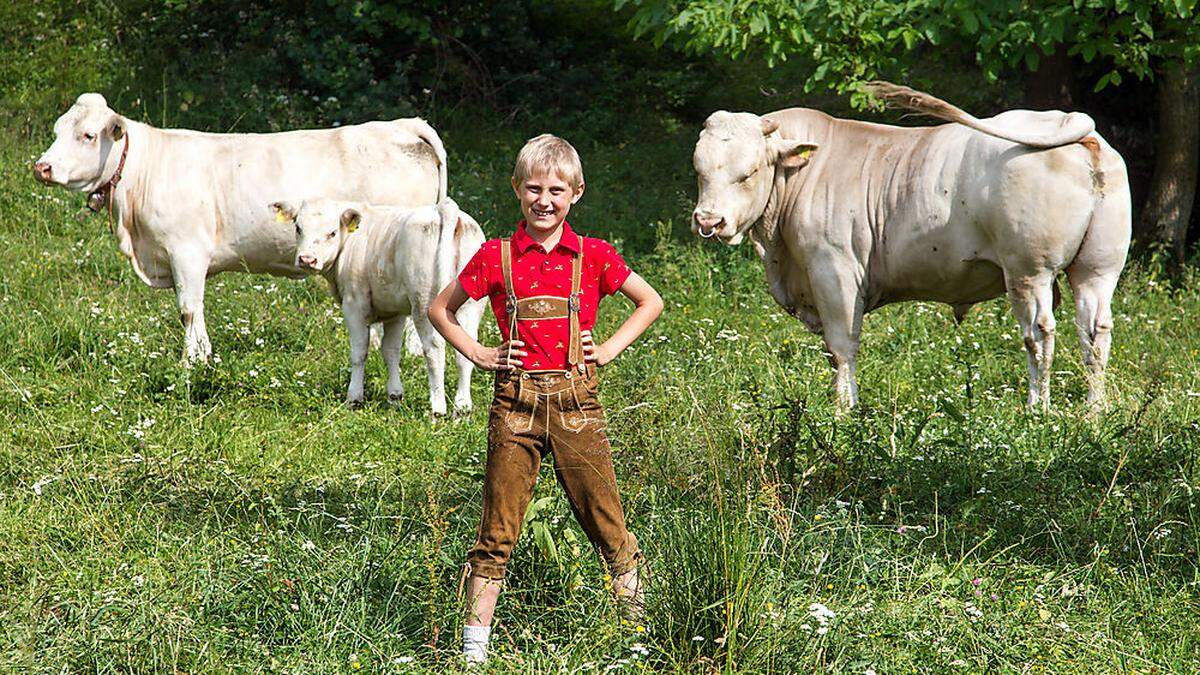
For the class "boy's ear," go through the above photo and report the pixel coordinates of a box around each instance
[570,181,585,204]
[340,208,361,233]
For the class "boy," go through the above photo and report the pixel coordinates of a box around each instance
[427,134,663,664]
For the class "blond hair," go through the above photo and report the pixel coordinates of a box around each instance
[512,133,584,189]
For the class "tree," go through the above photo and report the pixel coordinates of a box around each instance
[616,0,1200,269]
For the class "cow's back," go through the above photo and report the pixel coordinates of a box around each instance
[765,107,1108,310]
[130,119,444,277]
[333,205,443,319]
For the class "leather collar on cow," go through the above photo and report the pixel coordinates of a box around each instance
[86,134,130,215]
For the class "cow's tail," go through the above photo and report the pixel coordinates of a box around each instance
[864,81,1095,148]
[435,198,461,297]
[403,197,462,356]
[411,118,449,202]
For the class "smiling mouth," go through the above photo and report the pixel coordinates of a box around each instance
[531,207,555,218]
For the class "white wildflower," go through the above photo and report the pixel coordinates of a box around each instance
[31,475,58,496]
[808,602,836,624]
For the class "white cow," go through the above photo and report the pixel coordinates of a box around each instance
[691,82,1130,411]
[34,93,447,364]
[273,197,485,414]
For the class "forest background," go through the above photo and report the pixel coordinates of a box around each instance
[1,0,1198,671]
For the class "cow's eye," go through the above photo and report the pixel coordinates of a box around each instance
[82,132,96,142]
[294,223,301,235]
[738,166,757,183]
[326,231,337,240]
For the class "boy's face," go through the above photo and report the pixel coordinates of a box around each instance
[512,172,583,236]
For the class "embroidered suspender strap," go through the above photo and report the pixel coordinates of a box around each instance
[501,233,585,371]
[567,234,585,371]
[500,239,519,365]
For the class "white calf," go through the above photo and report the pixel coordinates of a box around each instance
[274,198,485,413]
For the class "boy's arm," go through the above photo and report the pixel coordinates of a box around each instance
[582,272,663,367]
[427,281,526,371]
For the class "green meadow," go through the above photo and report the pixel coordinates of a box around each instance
[3,3,1200,672]
[3,116,1199,672]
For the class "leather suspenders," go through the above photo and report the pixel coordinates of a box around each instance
[500,234,585,372]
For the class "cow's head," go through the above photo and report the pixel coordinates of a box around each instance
[35,93,128,191]
[692,111,817,245]
[272,200,361,272]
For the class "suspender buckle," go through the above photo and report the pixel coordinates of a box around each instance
[567,292,581,313]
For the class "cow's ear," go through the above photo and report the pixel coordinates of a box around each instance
[270,201,297,223]
[776,141,818,169]
[340,209,361,233]
[107,115,126,142]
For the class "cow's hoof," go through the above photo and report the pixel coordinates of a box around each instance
[345,398,365,410]
[452,403,473,418]
[387,393,404,408]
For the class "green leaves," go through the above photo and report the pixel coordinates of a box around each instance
[615,0,1200,109]
[957,7,978,34]
[1093,69,1124,92]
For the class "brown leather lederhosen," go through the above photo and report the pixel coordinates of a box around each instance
[465,234,641,581]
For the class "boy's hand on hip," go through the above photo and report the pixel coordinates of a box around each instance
[581,331,615,367]
[473,340,526,371]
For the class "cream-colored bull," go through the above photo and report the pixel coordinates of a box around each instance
[691,83,1130,411]
[34,93,447,364]
[276,198,485,414]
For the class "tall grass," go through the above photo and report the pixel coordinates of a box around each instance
[2,110,1199,672]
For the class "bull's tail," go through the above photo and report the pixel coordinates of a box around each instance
[864,81,1095,148]
[410,118,449,202]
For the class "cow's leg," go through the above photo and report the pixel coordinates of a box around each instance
[809,263,864,412]
[1066,186,1130,411]
[452,300,483,414]
[381,316,407,406]
[1006,274,1057,411]
[412,312,448,416]
[170,250,212,365]
[343,306,371,407]
[1066,270,1117,410]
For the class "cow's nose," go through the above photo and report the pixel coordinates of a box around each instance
[298,254,317,268]
[693,212,725,238]
[33,162,52,183]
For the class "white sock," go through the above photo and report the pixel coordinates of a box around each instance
[463,624,491,663]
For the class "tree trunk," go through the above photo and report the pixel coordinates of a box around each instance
[1139,62,1200,274]
[1024,45,1075,110]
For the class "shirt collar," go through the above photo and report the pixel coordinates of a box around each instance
[512,220,581,254]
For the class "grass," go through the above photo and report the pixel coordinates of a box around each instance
[2,108,1199,674]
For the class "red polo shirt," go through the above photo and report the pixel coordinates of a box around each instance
[458,221,632,370]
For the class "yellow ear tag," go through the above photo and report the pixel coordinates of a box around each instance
[274,210,289,223]
[346,221,358,233]
[798,148,814,159]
